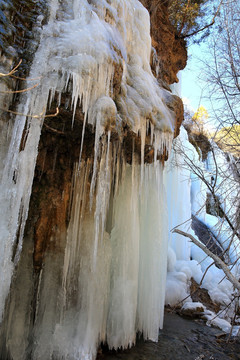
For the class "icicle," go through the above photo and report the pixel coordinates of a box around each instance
[154,131,160,164]
[150,122,154,146]
[107,165,140,350]
[62,161,90,305]
[0,92,47,319]
[89,95,116,209]
[111,142,118,194]
[163,128,193,260]
[137,162,168,339]
[99,132,111,248]
[152,47,160,78]
[78,112,87,169]
[154,129,173,164]
[106,130,111,178]
[50,163,111,360]
[89,114,104,209]
[114,143,121,197]
[131,138,135,181]
[93,132,112,270]
[140,118,146,185]
[166,132,174,157]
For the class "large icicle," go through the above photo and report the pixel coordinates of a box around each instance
[58,162,169,358]
[38,161,113,360]
[137,163,168,339]
[107,161,169,347]
[163,128,194,260]
[107,163,140,349]
[0,94,47,320]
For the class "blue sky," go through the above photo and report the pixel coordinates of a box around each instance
[180,0,221,114]
[179,40,222,133]
[181,42,209,112]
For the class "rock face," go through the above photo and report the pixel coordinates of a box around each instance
[0,0,47,71]
[140,0,187,85]
[191,215,225,261]
[140,0,186,137]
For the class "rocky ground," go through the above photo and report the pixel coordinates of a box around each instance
[97,311,240,360]
[97,279,240,360]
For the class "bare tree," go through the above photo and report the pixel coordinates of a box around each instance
[203,0,240,130]
[172,2,240,326]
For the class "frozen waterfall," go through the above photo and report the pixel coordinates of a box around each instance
[0,0,175,359]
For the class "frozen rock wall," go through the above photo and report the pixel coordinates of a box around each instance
[0,1,186,359]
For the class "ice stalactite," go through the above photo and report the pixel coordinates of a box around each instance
[40,161,112,360]
[0,97,46,320]
[40,156,168,360]
[164,128,193,260]
[163,128,204,306]
[107,163,140,350]
[137,164,168,338]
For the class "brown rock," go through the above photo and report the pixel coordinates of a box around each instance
[140,0,187,85]
[181,302,205,318]
[190,278,221,314]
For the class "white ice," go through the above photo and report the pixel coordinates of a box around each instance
[0,0,175,326]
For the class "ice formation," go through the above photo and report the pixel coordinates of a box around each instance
[0,0,175,359]
[46,161,168,360]
[164,127,193,261]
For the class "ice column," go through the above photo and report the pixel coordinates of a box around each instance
[164,128,194,260]
[107,163,140,349]
[137,163,168,338]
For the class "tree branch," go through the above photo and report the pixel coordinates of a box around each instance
[172,228,240,291]
[0,60,22,77]
[179,0,223,39]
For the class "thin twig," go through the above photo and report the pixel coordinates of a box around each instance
[0,107,59,119]
[0,83,39,94]
[43,122,64,135]
[10,75,42,81]
[0,59,22,77]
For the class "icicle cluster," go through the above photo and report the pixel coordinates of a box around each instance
[0,0,175,322]
[0,0,176,358]
[33,154,167,360]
